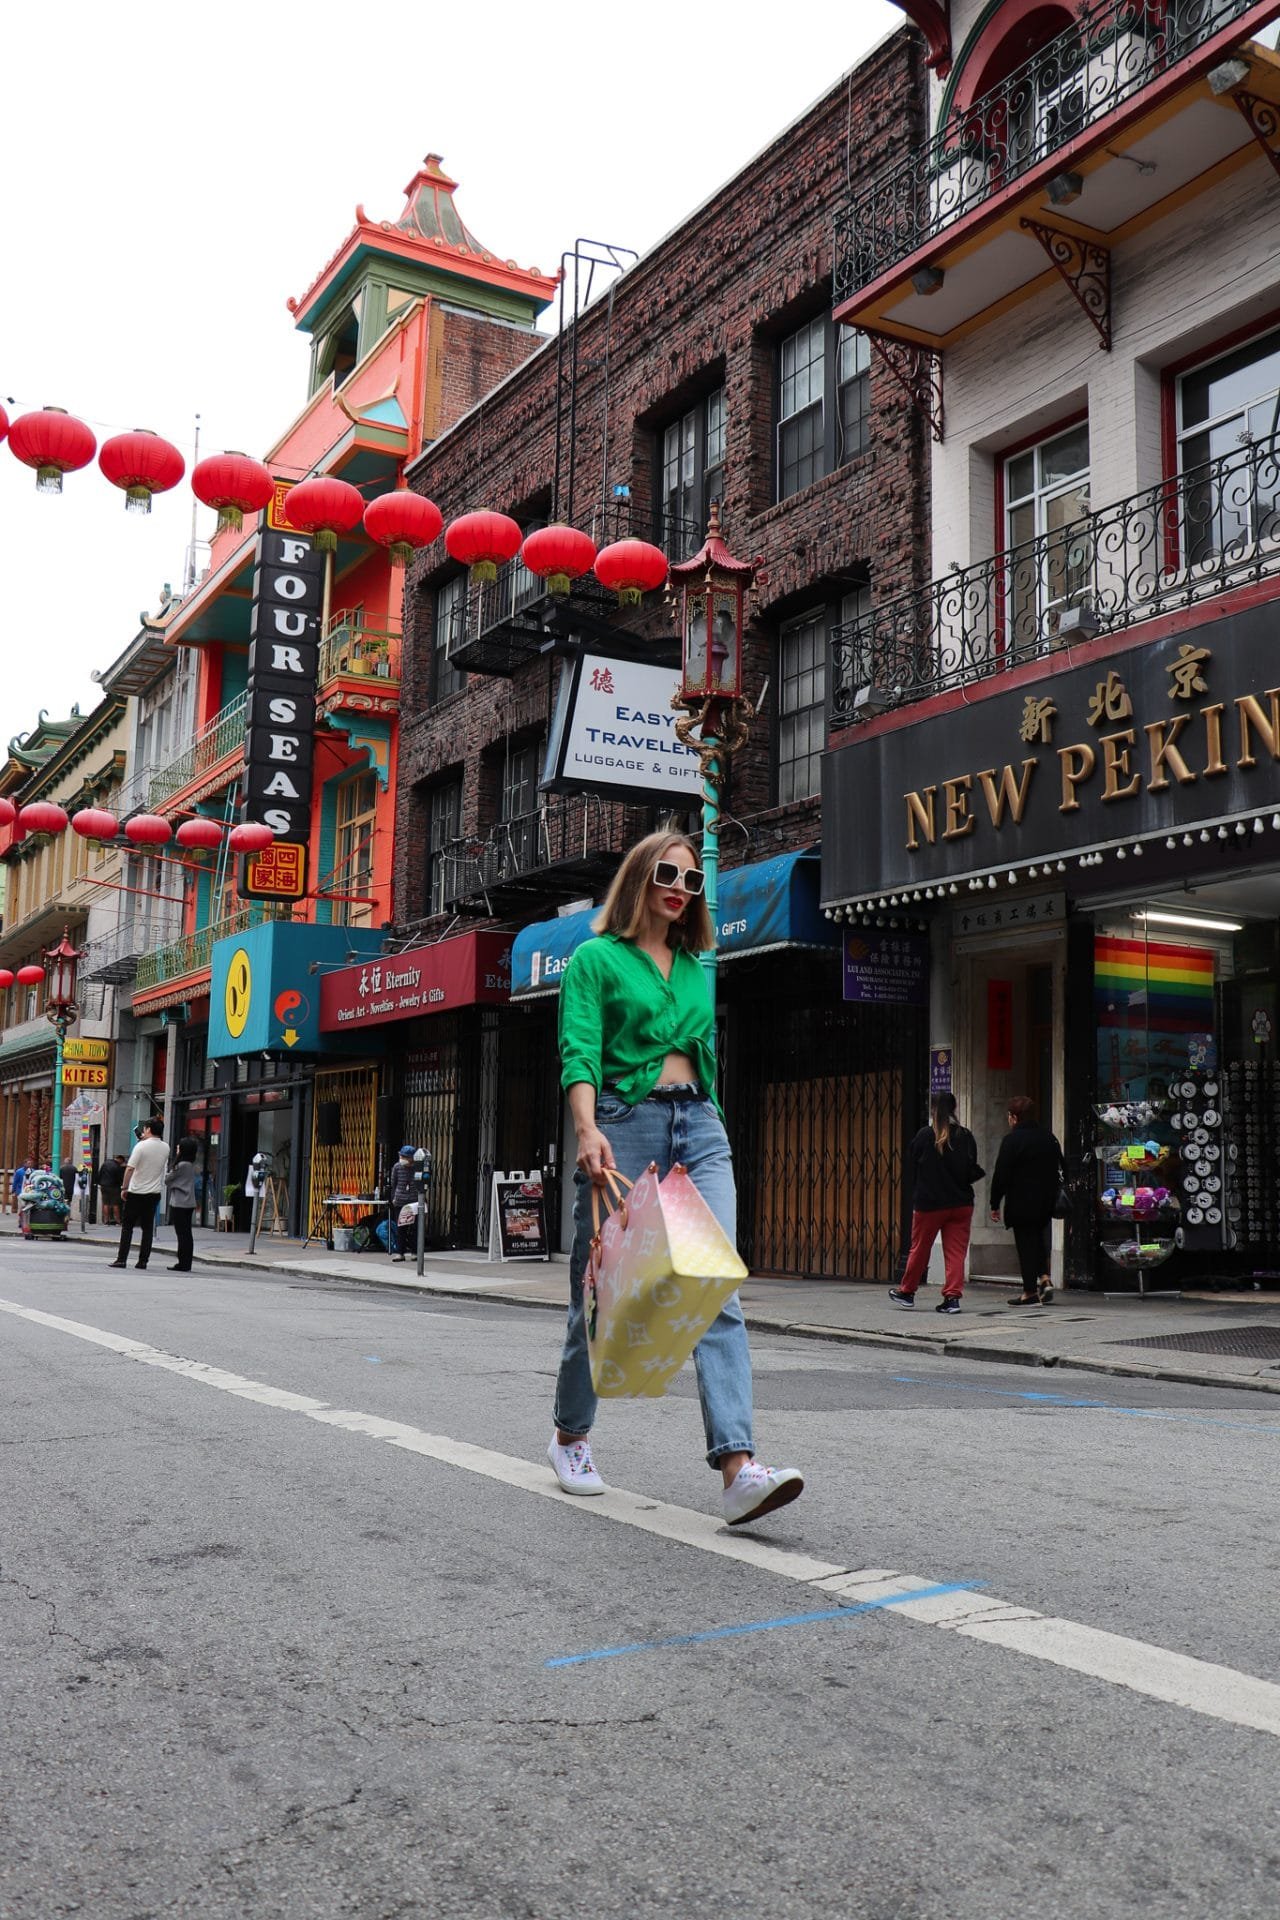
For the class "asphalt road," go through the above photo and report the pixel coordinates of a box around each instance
[4,1240,1280,1920]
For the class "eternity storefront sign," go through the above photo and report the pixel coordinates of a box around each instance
[823,605,1280,902]
[542,652,702,805]
[319,930,511,1034]
[241,526,323,900]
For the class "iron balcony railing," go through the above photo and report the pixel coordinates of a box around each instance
[830,435,1280,724]
[449,506,704,675]
[81,912,184,986]
[134,902,296,994]
[147,692,250,807]
[318,616,402,686]
[436,791,650,909]
[834,0,1258,300]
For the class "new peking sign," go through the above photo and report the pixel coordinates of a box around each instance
[240,525,322,900]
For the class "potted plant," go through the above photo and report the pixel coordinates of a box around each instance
[219,1182,240,1230]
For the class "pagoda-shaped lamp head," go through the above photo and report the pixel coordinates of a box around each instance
[43,927,82,1013]
[668,504,755,703]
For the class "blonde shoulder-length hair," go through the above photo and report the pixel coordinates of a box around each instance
[592,829,714,952]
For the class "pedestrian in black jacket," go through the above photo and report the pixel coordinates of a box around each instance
[989,1094,1065,1306]
[387,1146,418,1261]
[889,1092,984,1315]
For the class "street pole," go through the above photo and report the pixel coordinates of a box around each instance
[700,735,721,1013]
[50,1013,68,1181]
[414,1148,428,1278]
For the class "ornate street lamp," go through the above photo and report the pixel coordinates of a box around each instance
[44,928,83,1175]
[668,505,758,1010]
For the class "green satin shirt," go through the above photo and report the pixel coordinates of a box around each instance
[558,933,718,1111]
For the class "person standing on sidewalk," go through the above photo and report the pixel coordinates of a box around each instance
[989,1095,1065,1307]
[165,1137,198,1274]
[96,1153,125,1226]
[108,1119,168,1271]
[889,1092,984,1314]
[386,1146,417,1262]
[549,829,804,1528]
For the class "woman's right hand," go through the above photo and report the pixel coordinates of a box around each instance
[576,1125,617,1185]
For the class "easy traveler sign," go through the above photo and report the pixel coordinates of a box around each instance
[542,653,702,805]
[823,605,1280,902]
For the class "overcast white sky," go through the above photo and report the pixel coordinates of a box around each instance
[1,0,899,752]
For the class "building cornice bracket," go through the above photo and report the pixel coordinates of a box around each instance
[865,333,945,443]
[1020,220,1111,352]
[1230,90,1280,183]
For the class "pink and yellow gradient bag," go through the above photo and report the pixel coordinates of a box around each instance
[585,1162,747,1398]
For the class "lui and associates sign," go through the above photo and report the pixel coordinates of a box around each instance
[320,931,511,1034]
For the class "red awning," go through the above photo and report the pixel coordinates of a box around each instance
[319,930,511,1035]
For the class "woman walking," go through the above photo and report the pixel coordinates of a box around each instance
[888,1092,983,1313]
[165,1136,198,1274]
[989,1094,1065,1306]
[551,829,804,1527]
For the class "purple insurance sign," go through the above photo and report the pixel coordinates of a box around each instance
[842,931,928,1007]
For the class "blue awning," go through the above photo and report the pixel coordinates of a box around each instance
[510,849,837,997]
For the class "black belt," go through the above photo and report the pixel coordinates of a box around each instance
[605,1081,704,1104]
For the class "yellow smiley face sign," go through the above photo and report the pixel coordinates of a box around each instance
[224,947,252,1040]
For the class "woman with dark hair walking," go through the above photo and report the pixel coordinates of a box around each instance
[989,1094,1065,1306]
[550,828,804,1527]
[888,1091,984,1314]
[165,1137,199,1274]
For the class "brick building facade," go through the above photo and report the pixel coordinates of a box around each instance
[381,30,935,1274]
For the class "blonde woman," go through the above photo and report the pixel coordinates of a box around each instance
[549,830,804,1528]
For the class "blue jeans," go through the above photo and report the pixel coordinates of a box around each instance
[553,1091,754,1469]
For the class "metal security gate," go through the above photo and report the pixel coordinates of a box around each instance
[399,1011,495,1248]
[725,986,927,1281]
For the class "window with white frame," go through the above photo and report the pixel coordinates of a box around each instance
[777,610,827,805]
[433,576,468,703]
[660,387,725,558]
[777,319,872,502]
[1003,420,1090,655]
[1178,325,1280,564]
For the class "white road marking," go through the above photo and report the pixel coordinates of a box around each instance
[5,1292,1280,1739]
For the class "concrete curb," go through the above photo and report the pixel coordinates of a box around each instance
[26,1228,1280,1402]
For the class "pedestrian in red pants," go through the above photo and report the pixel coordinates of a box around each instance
[889,1092,985,1315]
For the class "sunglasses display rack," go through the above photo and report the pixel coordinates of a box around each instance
[1093,1102,1180,1292]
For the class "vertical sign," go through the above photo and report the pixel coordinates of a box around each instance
[242,527,322,900]
[930,1047,952,1097]
[987,978,1014,1071]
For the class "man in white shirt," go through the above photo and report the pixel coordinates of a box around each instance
[108,1119,169,1271]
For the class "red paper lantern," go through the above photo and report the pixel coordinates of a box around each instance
[445,509,523,584]
[124,813,172,846]
[284,476,364,552]
[0,798,15,828]
[0,971,14,990]
[99,429,186,515]
[8,407,97,495]
[17,802,68,836]
[593,538,669,606]
[229,822,274,853]
[192,450,275,533]
[71,808,118,841]
[363,489,444,568]
[175,818,224,851]
[521,524,597,597]
[16,966,45,987]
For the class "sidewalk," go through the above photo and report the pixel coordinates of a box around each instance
[12,1212,1280,1399]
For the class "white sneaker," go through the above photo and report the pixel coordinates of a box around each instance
[547,1436,605,1496]
[722,1461,804,1528]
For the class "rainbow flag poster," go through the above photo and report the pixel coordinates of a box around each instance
[1094,936,1216,1033]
